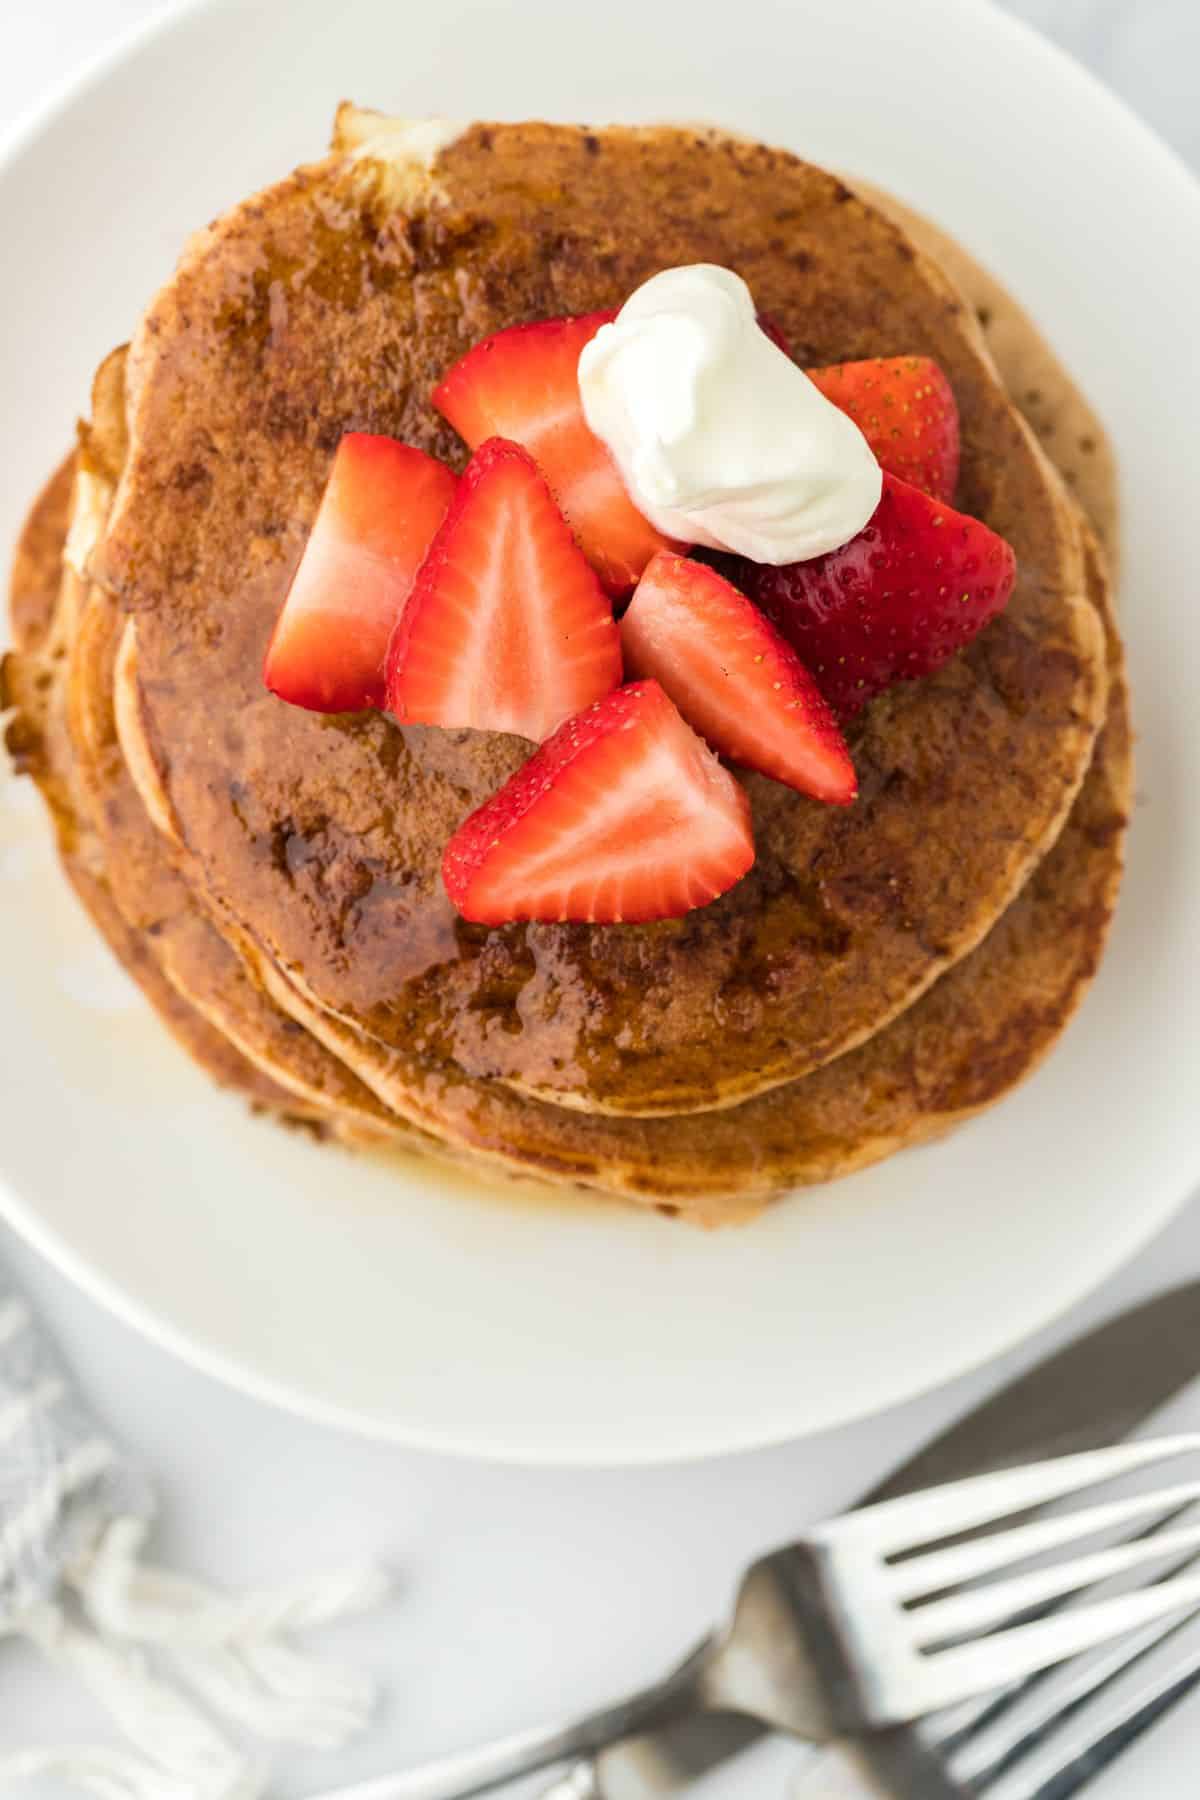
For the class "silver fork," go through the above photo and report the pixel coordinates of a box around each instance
[316,1437,1200,1800]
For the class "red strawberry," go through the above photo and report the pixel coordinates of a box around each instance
[756,311,794,358]
[387,438,621,742]
[621,553,856,804]
[806,357,960,502]
[442,681,754,925]
[433,312,674,594]
[741,473,1017,719]
[263,434,456,713]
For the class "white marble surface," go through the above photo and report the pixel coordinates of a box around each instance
[3,1,1200,1793]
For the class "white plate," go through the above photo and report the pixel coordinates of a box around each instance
[2,0,1198,1466]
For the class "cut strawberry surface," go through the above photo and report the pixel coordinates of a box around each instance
[621,553,856,804]
[263,433,456,713]
[806,356,960,502]
[442,680,755,925]
[756,311,794,358]
[741,472,1017,720]
[386,438,621,742]
[433,311,674,594]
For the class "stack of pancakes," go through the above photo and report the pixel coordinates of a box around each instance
[3,112,1130,1224]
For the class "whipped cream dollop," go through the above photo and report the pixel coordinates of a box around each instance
[577,265,882,565]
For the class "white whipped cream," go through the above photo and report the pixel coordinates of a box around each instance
[578,265,881,565]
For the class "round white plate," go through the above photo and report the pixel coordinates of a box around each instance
[1,0,1197,1466]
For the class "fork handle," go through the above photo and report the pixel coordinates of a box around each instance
[537,1745,894,1800]
[539,1740,943,1800]
[309,1641,715,1800]
[789,1742,896,1797]
[791,1737,967,1799]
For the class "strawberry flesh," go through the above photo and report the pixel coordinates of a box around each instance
[442,681,755,925]
[621,553,856,804]
[806,356,960,502]
[740,473,1017,719]
[386,437,621,742]
[263,434,455,713]
[433,311,674,594]
[756,311,794,358]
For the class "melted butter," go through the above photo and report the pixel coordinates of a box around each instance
[332,105,468,206]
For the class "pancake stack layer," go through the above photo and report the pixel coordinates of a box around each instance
[3,115,1130,1223]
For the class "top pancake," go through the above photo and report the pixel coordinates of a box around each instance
[96,116,1107,1117]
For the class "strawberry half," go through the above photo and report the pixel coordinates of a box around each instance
[433,312,674,594]
[806,357,960,502]
[740,473,1017,720]
[442,681,755,925]
[386,438,621,742]
[263,433,456,713]
[621,553,856,805]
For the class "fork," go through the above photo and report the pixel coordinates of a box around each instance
[546,1459,1200,1800]
[317,1437,1200,1800]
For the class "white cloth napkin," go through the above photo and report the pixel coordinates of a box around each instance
[0,1264,392,1800]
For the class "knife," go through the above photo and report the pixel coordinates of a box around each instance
[545,1281,1200,1800]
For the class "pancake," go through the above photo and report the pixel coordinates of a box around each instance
[105,508,1130,1221]
[5,123,1130,1224]
[853,180,1120,574]
[8,410,1128,1227]
[72,576,409,1141]
[95,116,1108,1118]
[2,457,317,1120]
[381,531,1129,1216]
[62,366,408,1144]
[95,392,1128,1222]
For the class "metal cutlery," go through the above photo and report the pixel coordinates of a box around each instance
[320,1436,1200,1800]
[537,1280,1200,1800]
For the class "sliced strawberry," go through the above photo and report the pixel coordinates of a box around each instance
[621,553,856,804]
[740,472,1017,719]
[442,680,754,925]
[806,356,960,502]
[433,312,674,594]
[386,438,621,742]
[263,434,456,713]
[756,311,794,358]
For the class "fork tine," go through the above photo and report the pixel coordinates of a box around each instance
[925,1511,1200,1768]
[949,1607,1197,1784]
[911,1518,1200,1643]
[889,1478,1200,1601]
[812,1437,1200,1555]
[923,1567,1200,1713]
[976,1608,1200,1799]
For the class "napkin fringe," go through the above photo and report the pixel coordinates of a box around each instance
[0,1741,208,1800]
[2,1515,392,1798]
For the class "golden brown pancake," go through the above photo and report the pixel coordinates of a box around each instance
[96,117,1107,1118]
[57,466,1130,1222]
[72,576,410,1141]
[74,351,1127,1223]
[3,458,315,1118]
[4,122,1130,1224]
[366,533,1128,1218]
[853,180,1120,573]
